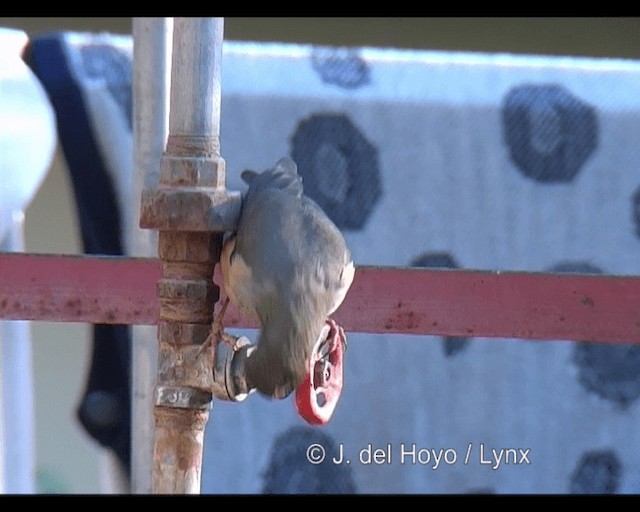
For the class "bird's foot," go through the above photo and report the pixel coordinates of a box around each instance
[319,318,346,358]
[199,297,243,355]
[198,332,214,357]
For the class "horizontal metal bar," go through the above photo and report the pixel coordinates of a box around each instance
[0,253,160,326]
[1,252,640,343]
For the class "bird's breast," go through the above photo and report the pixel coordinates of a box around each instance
[221,235,263,324]
[328,259,355,316]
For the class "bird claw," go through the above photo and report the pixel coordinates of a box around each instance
[197,332,215,357]
[224,333,244,352]
[199,296,241,355]
[317,318,346,361]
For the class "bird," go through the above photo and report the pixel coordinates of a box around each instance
[212,156,355,400]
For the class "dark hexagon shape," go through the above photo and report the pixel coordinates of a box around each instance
[549,261,640,408]
[502,84,598,183]
[262,426,357,494]
[311,47,370,90]
[410,251,472,357]
[631,187,640,240]
[573,342,640,408]
[569,450,621,494]
[80,44,133,131]
[291,114,381,230]
[411,252,458,270]
[549,261,603,275]
[465,487,495,494]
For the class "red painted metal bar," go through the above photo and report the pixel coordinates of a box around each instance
[0,253,160,326]
[1,252,640,343]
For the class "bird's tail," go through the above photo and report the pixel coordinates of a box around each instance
[241,157,303,197]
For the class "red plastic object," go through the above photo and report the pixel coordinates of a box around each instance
[295,319,346,425]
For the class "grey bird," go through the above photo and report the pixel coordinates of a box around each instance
[215,157,355,399]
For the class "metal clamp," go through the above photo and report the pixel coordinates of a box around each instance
[211,334,256,402]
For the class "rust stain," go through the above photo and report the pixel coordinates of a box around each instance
[581,296,595,307]
[65,298,80,308]
[384,308,419,331]
[65,298,83,316]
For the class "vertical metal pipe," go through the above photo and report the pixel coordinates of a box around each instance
[131,17,172,494]
[167,18,223,139]
[143,17,228,494]
[0,211,36,494]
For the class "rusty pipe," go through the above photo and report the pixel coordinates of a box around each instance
[140,17,241,494]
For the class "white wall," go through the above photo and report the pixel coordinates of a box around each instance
[25,147,102,493]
